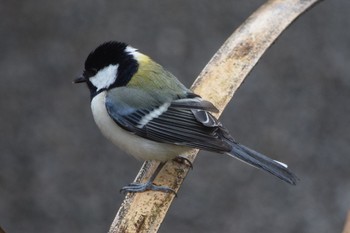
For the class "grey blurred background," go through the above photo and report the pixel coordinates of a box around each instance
[1,0,349,232]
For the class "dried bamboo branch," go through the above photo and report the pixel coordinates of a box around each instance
[109,0,322,232]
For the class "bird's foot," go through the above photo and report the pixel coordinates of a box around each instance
[120,181,177,195]
[173,156,193,169]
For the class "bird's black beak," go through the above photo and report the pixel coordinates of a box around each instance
[73,75,86,84]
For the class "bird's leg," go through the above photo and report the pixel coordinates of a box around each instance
[173,156,193,169]
[120,162,176,195]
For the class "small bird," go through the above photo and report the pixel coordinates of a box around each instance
[74,41,298,193]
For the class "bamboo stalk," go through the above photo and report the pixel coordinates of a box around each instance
[109,0,322,232]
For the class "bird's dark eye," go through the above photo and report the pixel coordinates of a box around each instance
[83,68,98,78]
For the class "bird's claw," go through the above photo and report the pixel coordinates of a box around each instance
[120,181,177,196]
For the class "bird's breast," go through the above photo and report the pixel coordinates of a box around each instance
[90,91,190,161]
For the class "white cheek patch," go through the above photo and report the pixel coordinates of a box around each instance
[90,64,119,91]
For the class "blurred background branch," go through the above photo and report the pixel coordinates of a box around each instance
[343,211,350,233]
[109,0,322,232]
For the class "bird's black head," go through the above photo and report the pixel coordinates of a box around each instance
[74,41,139,98]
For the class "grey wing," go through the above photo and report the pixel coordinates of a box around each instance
[105,95,232,153]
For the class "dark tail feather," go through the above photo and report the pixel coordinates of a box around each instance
[228,143,298,185]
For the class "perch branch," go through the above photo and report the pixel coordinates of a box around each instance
[109,0,322,232]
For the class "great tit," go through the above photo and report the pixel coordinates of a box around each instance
[74,41,298,193]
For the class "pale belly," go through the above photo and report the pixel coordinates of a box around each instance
[90,92,190,161]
